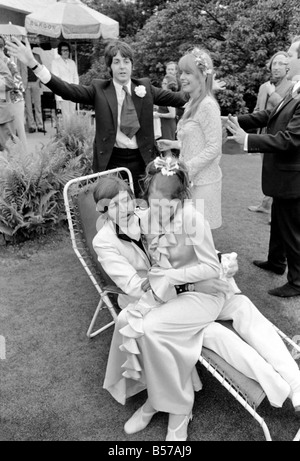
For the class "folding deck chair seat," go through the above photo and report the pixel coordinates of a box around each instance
[63,169,300,442]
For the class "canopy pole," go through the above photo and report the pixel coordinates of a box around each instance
[74,41,79,113]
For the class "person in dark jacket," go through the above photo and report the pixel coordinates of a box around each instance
[226,36,300,298]
[7,38,185,194]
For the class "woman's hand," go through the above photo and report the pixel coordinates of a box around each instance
[5,37,36,68]
[221,253,238,278]
[153,111,160,119]
[194,279,232,297]
[157,139,178,152]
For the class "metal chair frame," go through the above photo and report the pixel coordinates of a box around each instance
[63,170,300,441]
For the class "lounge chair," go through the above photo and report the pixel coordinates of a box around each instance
[63,169,300,441]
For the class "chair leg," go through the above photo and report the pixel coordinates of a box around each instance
[86,298,115,338]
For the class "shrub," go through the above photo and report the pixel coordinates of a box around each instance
[0,114,94,243]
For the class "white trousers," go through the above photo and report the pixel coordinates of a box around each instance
[203,294,300,407]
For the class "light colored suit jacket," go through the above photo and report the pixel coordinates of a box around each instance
[92,218,151,309]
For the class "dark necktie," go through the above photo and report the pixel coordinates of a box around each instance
[120,85,140,139]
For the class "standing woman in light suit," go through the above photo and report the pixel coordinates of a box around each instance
[158,47,223,230]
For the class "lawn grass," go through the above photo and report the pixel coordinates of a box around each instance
[1,149,300,442]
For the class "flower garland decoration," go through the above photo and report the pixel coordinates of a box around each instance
[154,156,179,176]
[190,48,212,75]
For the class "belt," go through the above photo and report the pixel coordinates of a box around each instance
[175,283,195,294]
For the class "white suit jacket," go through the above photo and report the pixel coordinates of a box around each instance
[92,218,151,309]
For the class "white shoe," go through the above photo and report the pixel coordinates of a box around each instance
[165,413,193,441]
[124,404,157,434]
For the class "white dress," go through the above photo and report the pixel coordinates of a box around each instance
[96,211,299,413]
[103,203,225,414]
[177,95,222,229]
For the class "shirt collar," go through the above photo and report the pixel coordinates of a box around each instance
[293,79,300,93]
[113,79,131,94]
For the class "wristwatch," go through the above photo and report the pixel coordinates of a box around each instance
[30,63,39,71]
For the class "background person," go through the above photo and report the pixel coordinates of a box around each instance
[0,56,15,150]
[0,36,27,152]
[153,74,177,142]
[24,49,43,133]
[226,36,300,298]
[165,60,184,122]
[51,42,79,125]
[248,51,293,214]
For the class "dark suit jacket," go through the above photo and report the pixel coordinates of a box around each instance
[238,89,300,199]
[45,75,186,172]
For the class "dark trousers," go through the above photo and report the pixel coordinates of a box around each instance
[268,197,300,288]
[107,147,146,197]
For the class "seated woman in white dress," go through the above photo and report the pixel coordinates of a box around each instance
[92,163,300,441]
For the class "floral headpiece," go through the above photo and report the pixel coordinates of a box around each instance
[190,48,212,75]
[153,156,179,176]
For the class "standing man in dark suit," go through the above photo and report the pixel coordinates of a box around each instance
[226,36,300,298]
[7,38,186,194]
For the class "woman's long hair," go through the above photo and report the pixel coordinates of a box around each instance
[179,48,215,120]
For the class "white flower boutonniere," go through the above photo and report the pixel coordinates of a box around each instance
[134,85,146,98]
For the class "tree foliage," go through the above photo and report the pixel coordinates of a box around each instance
[132,0,300,114]
[0,115,94,242]
[80,0,300,114]
[82,0,172,38]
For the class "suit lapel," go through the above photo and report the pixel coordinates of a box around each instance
[124,237,151,268]
[270,85,300,119]
[113,220,151,267]
[271,94,293,118]
[131,79,144,119]
[106,220,151,268]
[103,80,118,130]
